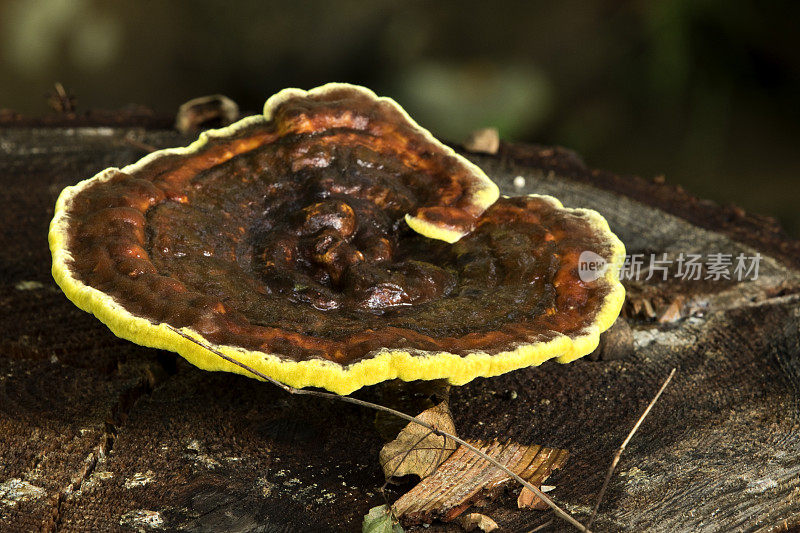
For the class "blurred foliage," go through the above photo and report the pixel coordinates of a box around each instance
[1,0,798,234]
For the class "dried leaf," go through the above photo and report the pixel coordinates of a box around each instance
[658,296,685,323]
[393,439,568,525]
[459,512,499,532]
[517,487,549,510]
[379,398,457,480]
[363,505,404,533]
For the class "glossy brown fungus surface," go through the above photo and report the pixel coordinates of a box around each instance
[61,87,618,365]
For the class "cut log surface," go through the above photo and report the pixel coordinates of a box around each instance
[1,124,799,533]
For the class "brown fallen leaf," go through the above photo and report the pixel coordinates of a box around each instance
[393,439,568,525]
[517,486,550,510]
[379,394,457,480]
[459,512,499,532]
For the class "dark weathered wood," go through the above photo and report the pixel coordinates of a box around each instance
[1,125,799,532]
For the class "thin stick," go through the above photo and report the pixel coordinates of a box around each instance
[49,82,76,114]
[122,134,158,153]
[586,368,676,528]
[528,519,554,532]
[166,325,592,532]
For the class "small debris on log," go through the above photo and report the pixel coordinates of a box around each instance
[517,484,554,510]
[624,283,694,323]
[588,318,634,361]
[459,512,499,532]
[175,94,239,134]
[47,82,77,115]
[463,127,500,154]
[658,295,686,323]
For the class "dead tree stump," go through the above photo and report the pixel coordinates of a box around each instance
[1,122,799,532]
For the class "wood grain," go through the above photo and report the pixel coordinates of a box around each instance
[393,440,568,525]
[1,125,799,532]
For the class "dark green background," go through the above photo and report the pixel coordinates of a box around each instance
[2,0,797,235]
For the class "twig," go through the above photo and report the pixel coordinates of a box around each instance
[166,325,593,532]
[587,368,676,528]
[48,82,76,114]
[122,133,158,153]
[379,429,436,520]
[528,519,554,532]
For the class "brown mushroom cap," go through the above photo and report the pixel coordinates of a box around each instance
[50,84,625,395]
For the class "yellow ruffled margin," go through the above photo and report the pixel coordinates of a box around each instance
[49,83,625,396]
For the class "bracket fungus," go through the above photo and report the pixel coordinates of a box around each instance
[49,83,625,395]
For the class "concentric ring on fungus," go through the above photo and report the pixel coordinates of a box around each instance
[49,83,626,395]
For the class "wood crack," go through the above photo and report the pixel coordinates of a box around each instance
[43,358,176,532]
